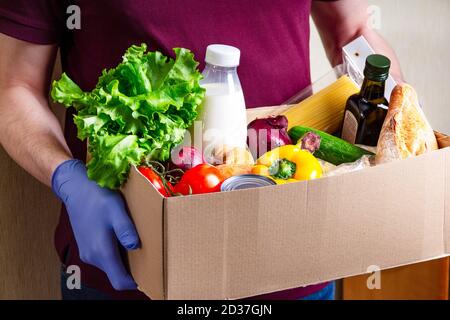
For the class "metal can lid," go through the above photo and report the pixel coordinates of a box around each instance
[220,174,276,192]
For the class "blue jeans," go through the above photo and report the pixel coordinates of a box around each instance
[301,282,335,300]
[61,268,335,300]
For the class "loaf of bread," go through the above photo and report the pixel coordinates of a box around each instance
[375,84,438,164]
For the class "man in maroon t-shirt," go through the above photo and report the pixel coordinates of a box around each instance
[0,0,402,300]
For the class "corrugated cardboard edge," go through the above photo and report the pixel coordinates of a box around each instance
[121,167,165,300]
[163,195,170,300]
[435,132,450,254]
[436,131,450,149]
[446,152,449,254]
[438,134,450,254]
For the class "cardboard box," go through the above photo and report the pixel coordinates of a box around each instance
[122,103,450,300]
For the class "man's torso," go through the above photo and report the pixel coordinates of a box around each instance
[1,0,321,299]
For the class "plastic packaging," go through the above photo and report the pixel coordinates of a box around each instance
[324,155,374,177]
[199,45,248,163]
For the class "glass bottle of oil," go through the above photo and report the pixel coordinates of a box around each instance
[341,54,391,146]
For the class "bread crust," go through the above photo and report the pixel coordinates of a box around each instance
[375,84,438,164]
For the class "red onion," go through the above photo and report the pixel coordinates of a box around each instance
[247,115,293,159]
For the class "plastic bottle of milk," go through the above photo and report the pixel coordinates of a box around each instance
[199,44,247,163]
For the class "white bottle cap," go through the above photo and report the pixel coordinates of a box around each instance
[205,44,241,67]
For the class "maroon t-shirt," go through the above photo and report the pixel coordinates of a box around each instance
[0,0,329,299]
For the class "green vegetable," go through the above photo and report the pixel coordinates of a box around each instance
[51,44,205,189]
[269,159,297,180]
[288,126,373,165]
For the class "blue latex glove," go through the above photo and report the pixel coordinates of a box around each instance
[52,159,140,290]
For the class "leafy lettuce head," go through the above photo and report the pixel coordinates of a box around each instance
[51,44,205,189]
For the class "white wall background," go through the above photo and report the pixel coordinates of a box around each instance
[310,0,450,133]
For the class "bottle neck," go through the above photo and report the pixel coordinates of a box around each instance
[360,78,386,104]
[201,63,242,93]
[204,63,237,73]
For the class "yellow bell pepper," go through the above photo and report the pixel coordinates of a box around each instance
[253,145,322,184]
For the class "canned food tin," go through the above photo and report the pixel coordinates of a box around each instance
[220,174,276,192]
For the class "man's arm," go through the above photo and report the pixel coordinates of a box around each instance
[0,33,72,186]
[0,33,139,290]
[311,0,404,82]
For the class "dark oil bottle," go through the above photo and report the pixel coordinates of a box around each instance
[341,54,391,146]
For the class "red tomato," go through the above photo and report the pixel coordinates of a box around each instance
[174,164,225,195]
[138,166,173,197]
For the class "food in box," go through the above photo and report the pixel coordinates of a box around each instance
[50,42,449,299]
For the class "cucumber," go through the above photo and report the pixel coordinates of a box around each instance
[288,126,374,165]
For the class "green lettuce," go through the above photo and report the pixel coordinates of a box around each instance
[51,44,205,189]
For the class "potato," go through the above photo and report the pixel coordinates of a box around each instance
[216,164,254,179]
[210,146,255,166]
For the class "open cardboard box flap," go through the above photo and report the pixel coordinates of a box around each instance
[121,102,450,300]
